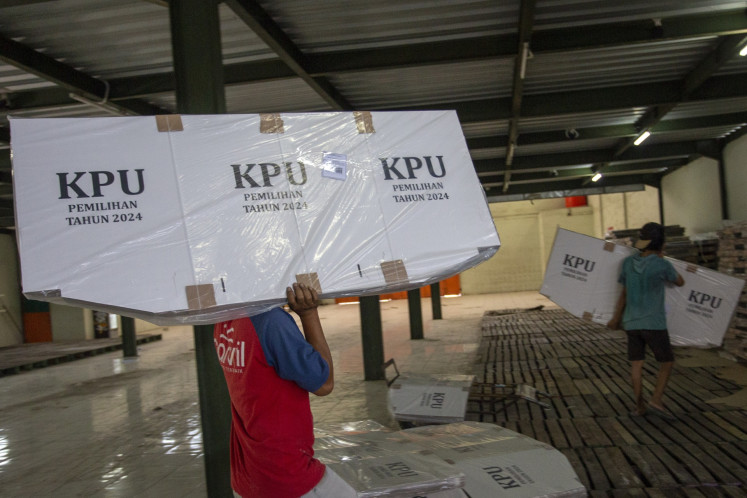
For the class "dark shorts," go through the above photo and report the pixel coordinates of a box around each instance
[626,329,674,362]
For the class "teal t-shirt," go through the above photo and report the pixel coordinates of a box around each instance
[618,253,679,331]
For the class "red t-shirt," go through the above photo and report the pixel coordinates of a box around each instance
[214,308,329,498]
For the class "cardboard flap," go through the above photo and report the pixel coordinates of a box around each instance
[381,260,409,285]
[186,284,216,310]
[155,115,184,132]
[296,272,322,294]
[354,111,375,134]
[260,113,284,133]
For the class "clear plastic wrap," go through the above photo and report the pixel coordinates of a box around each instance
[541,228,745,347]
[10,112,500,325]
[402,423,586,498]
[312,421,586,497]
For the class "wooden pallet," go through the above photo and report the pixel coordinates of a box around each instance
[467,308,747,495]
[0,334,162,376]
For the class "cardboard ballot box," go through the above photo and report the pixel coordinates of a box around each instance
[388,374,475,425]
[541,228,745,347]
[10,112,500,325]
[314,421,586,498]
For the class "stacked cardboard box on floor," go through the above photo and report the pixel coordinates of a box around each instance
[608,225,719,270]
[541,228,745,348]
[313,421,586,497]
[718,221,747,361]
[10,112,500,325]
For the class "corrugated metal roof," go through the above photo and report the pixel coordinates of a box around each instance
[255,0,519,51]
[329,59,511,108]
[524,37,717,94]
[647,124,745,143]
[1,0,171,78]
[534,0,746,28]
[666,97,747,119]
[461,120,511,139]
[519,109,647,133]
[0,0,745,206]
[516,137,621,156]
[148,78,333,114]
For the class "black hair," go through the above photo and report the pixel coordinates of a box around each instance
[639,222,665,251]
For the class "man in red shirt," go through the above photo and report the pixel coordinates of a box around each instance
[214,282,356,497]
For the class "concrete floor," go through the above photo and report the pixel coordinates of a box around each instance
[1,291,741,497]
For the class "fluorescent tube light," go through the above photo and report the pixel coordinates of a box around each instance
[591,172,602,182]
[740,45,747,56]
[633,131,651,146]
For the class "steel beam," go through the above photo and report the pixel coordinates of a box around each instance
[121,316,138,358]
[168,1,231,497]
[407,289,424,340]
[430,283,442,320]
[224,0,351,110]
[360,296,385,381]
[0,33,165,115]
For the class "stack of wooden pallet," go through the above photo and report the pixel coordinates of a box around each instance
[608,225,719,269]
[718,221,747,362]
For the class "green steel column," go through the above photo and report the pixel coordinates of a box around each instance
[718,142,729,221]
[121,316,138,357]
[430,282,442,320]
[407,289,424,340]
[360,295,385,381]
[193,324,232,497]
[169,0,226,115]
[168,1,230,497]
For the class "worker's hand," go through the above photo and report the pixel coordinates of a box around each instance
[606,317,621,330]
[287,282,319,317]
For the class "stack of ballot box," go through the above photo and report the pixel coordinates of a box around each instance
[10,112,500,325]
[313,421,586,497]
[541,228,746,347]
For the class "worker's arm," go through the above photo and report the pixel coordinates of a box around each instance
[287,283,334,396]
[607,287,626,330]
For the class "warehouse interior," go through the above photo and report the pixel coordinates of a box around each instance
[1,1,747,496]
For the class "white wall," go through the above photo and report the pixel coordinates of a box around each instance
[587,186,660,237]
[461,199,595,294]
[724,134,747,222]
[0,234,23,347]
[661,156,723,236]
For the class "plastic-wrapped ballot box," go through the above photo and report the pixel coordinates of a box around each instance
[313,421,586,498]
[388,374,475,425]
[664,258,745,347]
[541,228,745,347]
[10,112,500,325]
[403,422,587,498]
[314,429,466,497]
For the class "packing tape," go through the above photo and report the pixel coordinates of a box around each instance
[260,113,284,134]
[295,273,322,294]
[381,260,409,285]
[155,115,184,132]
[354,111,375,134]
[186,284,216,310]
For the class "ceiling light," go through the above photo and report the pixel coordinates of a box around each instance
[740,45,747,56]
[591,172,602,182]
[633,131,651,146]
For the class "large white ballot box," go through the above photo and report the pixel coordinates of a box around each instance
[541,228,745,348]
[11,112,500,325]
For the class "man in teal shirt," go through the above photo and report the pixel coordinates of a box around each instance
[608,222,684,419]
